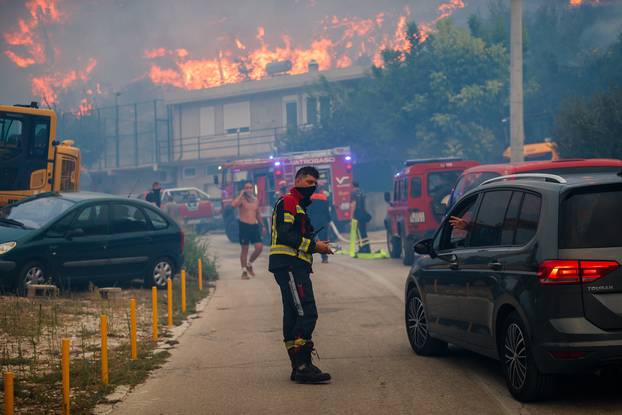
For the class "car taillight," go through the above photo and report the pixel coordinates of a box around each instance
[537,260,619,285]
[580,261,620,282]
[180,231,185,252]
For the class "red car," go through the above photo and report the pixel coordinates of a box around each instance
[447,158,622,208]
[384,158,479,265]
[160,187,217,234]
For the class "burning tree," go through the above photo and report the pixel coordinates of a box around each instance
[281,19,509,163]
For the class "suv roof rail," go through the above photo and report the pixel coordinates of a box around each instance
[481,173,568,186]
[404,157,462,166]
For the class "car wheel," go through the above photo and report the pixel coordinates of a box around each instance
[387,230,401,259]
[147,258,174,288]
[405,288,447,356]
[501,311,554,402]
[402,237,415,266]
[17,261,48,294]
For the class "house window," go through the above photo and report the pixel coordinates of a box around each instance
[306,97,318,125]
[319,96,330,121]
[224,101,250,134]
[183,167,197,178]
[286,101,298,129]
[200,106,215,137]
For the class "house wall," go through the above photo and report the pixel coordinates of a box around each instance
[170,89,309,163]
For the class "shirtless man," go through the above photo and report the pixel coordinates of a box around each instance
[231,180,265,279]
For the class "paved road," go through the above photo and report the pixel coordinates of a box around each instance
[112,233,622,415]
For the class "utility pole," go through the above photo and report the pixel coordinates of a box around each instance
[115,92,121,168]
[510,0,525,162]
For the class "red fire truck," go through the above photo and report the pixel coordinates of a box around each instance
[220,147,353,243]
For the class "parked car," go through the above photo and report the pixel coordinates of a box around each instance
[0,192,184,291]
[447,158,622,209]
[160,187,216,234]
[384,158,479,265]
[406,171,622,402]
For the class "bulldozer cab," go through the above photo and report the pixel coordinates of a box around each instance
[0,103,80,206]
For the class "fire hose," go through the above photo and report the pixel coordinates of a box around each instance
[328,221,386,245]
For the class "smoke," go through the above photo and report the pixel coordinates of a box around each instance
[1,0,620,112]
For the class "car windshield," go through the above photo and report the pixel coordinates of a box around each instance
[0,196,75,229]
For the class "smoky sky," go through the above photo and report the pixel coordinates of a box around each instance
[0,0,621,109]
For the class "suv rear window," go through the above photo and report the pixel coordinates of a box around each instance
[560,187,622,249]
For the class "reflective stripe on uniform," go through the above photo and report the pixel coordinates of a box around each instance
[298,237,311,253]
[284,212,295,223]
[270,244,312,263]
[296,206,305,214]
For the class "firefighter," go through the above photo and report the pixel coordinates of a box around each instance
[350,181,372,253]
[307,183,331,263]
[269,166,333,384]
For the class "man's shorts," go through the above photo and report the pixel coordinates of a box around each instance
[239,221,262,245]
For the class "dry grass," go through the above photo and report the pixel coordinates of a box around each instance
[0,234,217,414]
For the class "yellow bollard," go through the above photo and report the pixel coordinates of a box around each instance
[181,269,187,313]
[62,338,70,415]
[4,371,14,415]
[101,315,109,385]
[152,287,158,342]
[198,258,203,291]
[130,298,137,360]
[167,278,173,328]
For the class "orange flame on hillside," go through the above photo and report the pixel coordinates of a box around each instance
[569,0,600,6]
[3,0,99,112]
[31,58,97,107]
[3,0,62,68]
[4,1,467,109]
[146,1,465,91]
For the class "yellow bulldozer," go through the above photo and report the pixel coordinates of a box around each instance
[0,102,80,207]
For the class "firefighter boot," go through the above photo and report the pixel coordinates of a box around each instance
[293,342,331,384]
[287,347,296,381]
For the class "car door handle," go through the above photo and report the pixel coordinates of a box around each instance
[448,255,460,270]
[488,261,503,271]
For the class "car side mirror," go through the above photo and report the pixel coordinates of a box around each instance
[414,238,435,257]
[65,228,85,239]
[384,192,391,204]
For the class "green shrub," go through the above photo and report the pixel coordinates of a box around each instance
[183,234,218,281]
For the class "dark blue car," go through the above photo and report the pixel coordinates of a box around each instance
[0,192,184,291]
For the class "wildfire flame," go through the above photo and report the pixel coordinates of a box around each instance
[146,1,466,91]
[31,58,97,108]
[569,0,600,6]
[3,0,62,68]
[4,1,469,110]
[3,0,99,114]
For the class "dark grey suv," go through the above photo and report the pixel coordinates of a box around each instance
[406,172,622,402]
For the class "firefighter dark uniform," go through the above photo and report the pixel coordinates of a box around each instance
[269,187,330,383]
